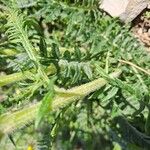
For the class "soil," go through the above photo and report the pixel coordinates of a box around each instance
[132,9,150,52]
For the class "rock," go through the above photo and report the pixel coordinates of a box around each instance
[99,0,150,23]
[99,0,129,17]
[120,0,149,23]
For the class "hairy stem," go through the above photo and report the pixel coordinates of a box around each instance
[0,69,121,135]
[0,65,56,87]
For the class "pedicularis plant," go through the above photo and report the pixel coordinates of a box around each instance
[0,0,150,149]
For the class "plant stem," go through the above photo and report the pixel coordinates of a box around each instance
[0,65,56,87]
[119,59,150,75]
[0,47,86,56]
[0,69,121,135]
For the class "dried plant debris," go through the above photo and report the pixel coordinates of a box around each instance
[132,11,150,51]
[100,0,150,23]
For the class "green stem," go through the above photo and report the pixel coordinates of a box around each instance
[0,65,56,87]
[0,49,18,56]
[0,47,86,56]
[0,71,30,87]
[0,69,121,135]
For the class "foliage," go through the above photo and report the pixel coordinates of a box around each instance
[0,0,150,150]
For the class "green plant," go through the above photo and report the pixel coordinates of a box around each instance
[0,0,150,149]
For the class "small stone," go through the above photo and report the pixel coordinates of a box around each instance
[148,29,150,36]
[138,28,143,34]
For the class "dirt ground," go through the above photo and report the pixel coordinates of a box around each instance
[132,9,150,52]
